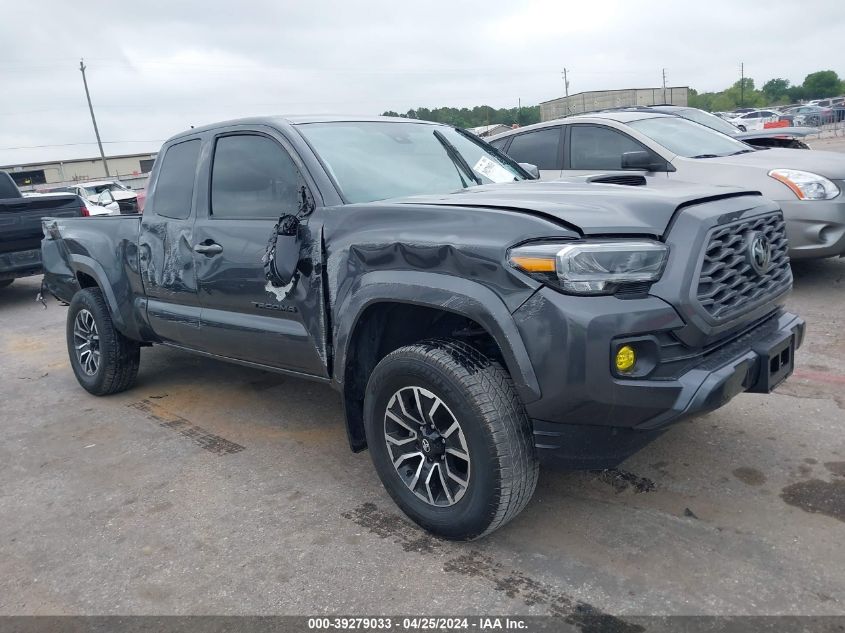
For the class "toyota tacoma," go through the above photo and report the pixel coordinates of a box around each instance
[41,116,805,539]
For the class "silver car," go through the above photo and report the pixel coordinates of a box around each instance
[489,112,845,259]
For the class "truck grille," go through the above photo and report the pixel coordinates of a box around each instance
[696,212,791,321]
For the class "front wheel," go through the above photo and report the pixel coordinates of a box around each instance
[66,288,140,395]
[363,339,538,540]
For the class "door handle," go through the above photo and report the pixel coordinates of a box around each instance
[193,241,223,255]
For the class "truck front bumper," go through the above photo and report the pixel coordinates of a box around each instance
[0,248,42,281]
[512,288,804,469]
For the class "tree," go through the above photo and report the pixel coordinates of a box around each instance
[802,70,842,99]
[762,78,790,102]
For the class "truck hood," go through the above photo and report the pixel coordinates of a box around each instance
[683,147,845,179]
[390,179,760,236]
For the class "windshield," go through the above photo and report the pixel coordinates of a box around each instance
[297,121,528,203]
[676,109,740,136]
[628,116,753,158]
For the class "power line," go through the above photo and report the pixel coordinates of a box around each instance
[0,141,163,151]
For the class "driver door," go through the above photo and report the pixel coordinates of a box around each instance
[191,129,329,378]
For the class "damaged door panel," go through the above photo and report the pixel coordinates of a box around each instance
[190,129,329,376]
[138,137,205,347]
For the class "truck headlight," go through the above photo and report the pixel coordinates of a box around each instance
[769,169,840,200]
[508,240,668,295]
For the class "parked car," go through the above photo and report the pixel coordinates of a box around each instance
[68,180,143,214]
[0,171,89,289]
[489,111,845,259]
[807,97,845,108]
[26,191,119,216]
[42,116,804,539]
[781,105,835,126]
[727,109,781,131]
[615,105,814,149]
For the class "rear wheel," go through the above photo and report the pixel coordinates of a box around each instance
[364,339,538,540]
[66,288,140,395]
[0,279,13,289]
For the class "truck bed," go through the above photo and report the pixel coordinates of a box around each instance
[0,193,83,281]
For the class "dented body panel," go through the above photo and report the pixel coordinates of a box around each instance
[41,116,804,469]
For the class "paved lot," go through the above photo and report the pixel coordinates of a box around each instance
[3,261,844,619]
[1,266,844,618]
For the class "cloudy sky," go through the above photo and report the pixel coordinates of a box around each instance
[1,0,842,165]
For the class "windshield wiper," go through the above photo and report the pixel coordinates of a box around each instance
[691,154,721,159]
[433,129,482,186]
[454,127,527,180]
[730,149,755,155]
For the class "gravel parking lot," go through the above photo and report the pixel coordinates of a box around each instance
[1,251,844,618]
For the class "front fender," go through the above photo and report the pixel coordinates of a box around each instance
[333,270,541,404]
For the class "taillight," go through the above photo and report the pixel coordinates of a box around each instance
[80,202,90,217]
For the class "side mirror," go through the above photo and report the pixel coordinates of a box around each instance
[518,162,540,179]
[621,151,665,172]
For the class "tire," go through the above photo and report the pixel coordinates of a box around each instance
[0,279,13,289]
[363,339,538,540]
[66,287,140,396]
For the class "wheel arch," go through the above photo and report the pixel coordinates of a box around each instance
[335,271,541,452]
[68,255,130,334]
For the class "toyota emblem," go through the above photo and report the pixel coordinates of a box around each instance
[421,438,431,453]
[746,232,772,275]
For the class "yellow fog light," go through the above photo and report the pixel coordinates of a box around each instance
[615,345,636,373]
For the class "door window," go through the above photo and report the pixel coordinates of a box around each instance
[153,139,201,220]
[211,135,301,219]
[569,125,648,170]
[505,128,561,170]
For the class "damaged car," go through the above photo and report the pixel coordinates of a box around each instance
[42,116,804,539]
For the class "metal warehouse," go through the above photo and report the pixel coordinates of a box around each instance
[540,86,689,121]
[0,152,157,191]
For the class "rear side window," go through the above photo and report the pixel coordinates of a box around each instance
[211,134,301,219]
[505,128,560,170]
[488,137,509,151]
[569,125,646,170]
[153,139,201,220]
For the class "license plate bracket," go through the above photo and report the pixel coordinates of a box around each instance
[750,332,795,392]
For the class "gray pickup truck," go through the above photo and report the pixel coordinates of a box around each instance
[42,116,804,539]
[0,171,85,287]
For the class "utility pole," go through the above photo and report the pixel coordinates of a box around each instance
[662,68,667,103]
[562,68,570,116]
[79,59,110,177]
[740,62,745,108]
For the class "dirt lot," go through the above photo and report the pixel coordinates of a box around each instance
[1,264,844,618]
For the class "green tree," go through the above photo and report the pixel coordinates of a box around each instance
[380,105,540,129]
[762,78,790,103]
[802,70,842,98]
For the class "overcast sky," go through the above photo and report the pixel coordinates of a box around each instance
[1,0,843,165]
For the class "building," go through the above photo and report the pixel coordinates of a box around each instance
[0,152,158,191]
[540,86,689,121]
